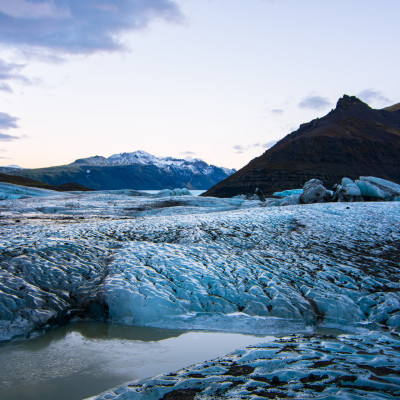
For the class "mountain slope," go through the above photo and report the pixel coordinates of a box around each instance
[383,102,400,112]
[0,172,93,191]
[204,95,400,197]
[12,151,235,190]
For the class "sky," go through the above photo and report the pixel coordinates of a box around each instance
[0,0,399,170]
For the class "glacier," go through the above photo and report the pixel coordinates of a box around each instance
[1,185,399,398]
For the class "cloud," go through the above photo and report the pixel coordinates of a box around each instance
[263,140,277,149]
[0,132,21,142]
[0,148,12,160]
[0,58,29,92]
[0,0,182,55]
[270,109,284,115]
[298,95,331,110]
[0,2,182,146]
[233,142,277,154]
[233,145,246,154]
[0,82,12,92]
[0,0,69,19]
[180,150,198,160]
[358,89,391,105]
[0,112,22,142]
[0,112,19,129]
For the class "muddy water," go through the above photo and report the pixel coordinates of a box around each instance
[0,322,274,400]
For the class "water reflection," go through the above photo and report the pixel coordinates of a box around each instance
[70,320,186,341]
[0,321,273,400]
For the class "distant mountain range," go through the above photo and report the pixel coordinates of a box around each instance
[3,151,235,190]
[204,95,400,197]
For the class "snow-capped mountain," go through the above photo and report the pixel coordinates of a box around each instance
[0,164,23,172]
[11,151,236,191]
[73,150,235,176]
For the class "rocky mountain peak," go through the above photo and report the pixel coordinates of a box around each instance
[335,95,370,111]
[204,95,400,198]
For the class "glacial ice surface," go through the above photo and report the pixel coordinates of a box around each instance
[356,176,400,199]
[1,191,399,340]
[155,188,192,197]
[0,182,57,200]
[1,188,400,399]
[272,189,303,197]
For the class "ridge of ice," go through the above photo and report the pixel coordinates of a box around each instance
[357,176,400,199]
[273,189,303,198]
[0,182,58,200]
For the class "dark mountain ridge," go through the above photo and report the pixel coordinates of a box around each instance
[204,95,400,197]
[0,172,93,191]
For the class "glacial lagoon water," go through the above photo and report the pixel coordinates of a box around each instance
[0,321,274,400]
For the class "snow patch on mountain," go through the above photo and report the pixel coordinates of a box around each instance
[0,165,23,170]
[73,150,235,176]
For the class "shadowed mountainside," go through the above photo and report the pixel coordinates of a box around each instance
[204,95,400,197]
[0,172,93,192]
